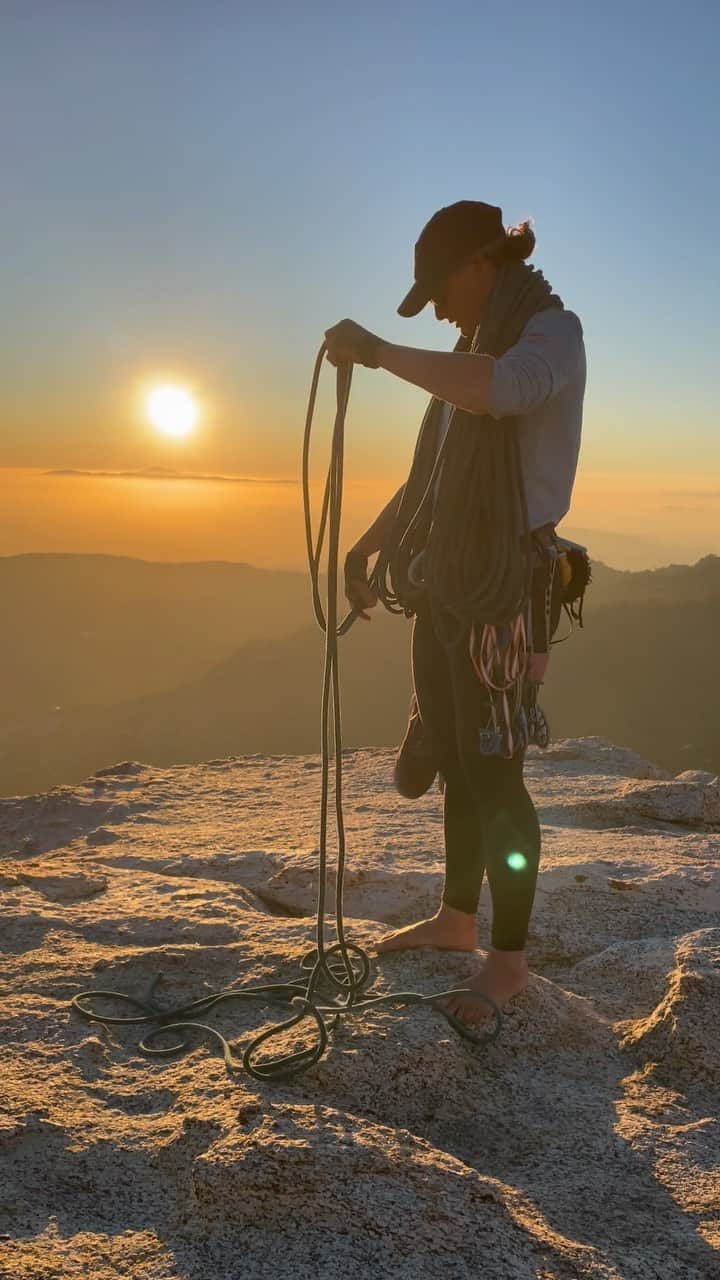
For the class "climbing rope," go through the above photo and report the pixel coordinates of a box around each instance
[70,343,501,1082]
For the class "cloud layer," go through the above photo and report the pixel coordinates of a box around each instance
[45,467,294,486]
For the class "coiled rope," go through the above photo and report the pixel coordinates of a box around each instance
[370,260,563,757]
[373,383,533,643]
[70,343,501,1083]
[370,374,534,758]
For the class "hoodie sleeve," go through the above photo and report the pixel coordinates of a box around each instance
[486,308,584,419]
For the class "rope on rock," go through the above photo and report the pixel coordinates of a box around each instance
[69,344,502,1082]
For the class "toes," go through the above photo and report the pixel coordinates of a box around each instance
[442,995,491,1027]
[443,997,464,1019]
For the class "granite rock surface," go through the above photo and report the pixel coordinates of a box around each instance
[1,736,718,1278]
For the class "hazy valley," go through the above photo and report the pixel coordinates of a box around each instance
[1,551,718,796]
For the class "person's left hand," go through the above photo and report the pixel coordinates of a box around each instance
[324,318,384,368]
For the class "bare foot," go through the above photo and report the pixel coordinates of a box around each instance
[440,948,529,1025]
[375,903,477,955]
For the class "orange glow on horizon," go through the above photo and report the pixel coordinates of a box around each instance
[0,467,717,572]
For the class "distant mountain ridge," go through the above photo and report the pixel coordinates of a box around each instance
[0,551,717,795]
[586,554,720,604]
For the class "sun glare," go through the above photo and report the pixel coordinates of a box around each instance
[146,384,198,437]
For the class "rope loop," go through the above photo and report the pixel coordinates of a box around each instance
[242,998,328,1083]
[300,942,372,996]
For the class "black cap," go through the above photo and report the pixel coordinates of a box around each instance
[397,201,506,317]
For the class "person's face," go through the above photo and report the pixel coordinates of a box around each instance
[429,253,498,337]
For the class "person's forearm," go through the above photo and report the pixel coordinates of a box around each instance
[352,483,406,557]
[376,342,495,415]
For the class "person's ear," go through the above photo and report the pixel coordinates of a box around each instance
[469,251,489,279]
[478,254,498,288]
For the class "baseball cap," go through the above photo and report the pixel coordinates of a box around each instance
[397,201,507,317]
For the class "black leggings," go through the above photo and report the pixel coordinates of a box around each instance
[440,756,541,950]
[411,605,544,952]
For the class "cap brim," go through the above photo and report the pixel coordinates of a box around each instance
[397,280,430,317]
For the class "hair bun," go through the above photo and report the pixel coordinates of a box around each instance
[504,218,536,261]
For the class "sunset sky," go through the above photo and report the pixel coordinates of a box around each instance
[2,1,718,571]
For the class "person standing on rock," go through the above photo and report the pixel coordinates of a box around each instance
[323,201,587,1027]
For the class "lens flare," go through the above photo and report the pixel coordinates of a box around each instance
[507,851,527,872]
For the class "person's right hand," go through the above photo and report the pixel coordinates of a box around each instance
[344,548,378,621]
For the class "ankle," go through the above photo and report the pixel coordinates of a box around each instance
[438,902,476,925]
[489,946,528,970]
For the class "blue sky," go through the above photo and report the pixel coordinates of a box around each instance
[1,0,718,566]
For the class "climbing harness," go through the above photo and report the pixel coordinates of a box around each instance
[521,530,592,744]
[553,535,592,632]
[69,344,502,1083]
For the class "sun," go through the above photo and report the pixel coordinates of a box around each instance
[146,384,198,437]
